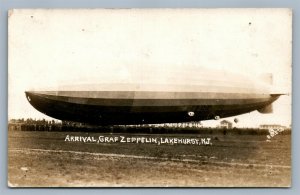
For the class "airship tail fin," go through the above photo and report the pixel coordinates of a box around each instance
[259,73,290,95]
[257,93,284,114]
[257,104,273,114]
[259,73,273,85]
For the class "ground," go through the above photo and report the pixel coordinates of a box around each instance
[8,130,291,187]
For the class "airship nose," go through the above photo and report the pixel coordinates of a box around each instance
[25,91,33,102]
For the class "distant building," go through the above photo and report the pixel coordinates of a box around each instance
[219,120,233,129]
[259,124,286,130]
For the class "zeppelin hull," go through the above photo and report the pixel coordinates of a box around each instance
[25,91,280,125]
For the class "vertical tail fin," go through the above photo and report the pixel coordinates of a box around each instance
[259,73,273,85]
[257,104,273,113]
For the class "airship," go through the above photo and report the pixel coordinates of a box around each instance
[25,69,282,125]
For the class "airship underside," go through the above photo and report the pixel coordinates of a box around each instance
[25,82,281,125]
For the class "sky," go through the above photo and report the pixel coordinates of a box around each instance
[8,9,292,128]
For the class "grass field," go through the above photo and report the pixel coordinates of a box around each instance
[8,129,291,187]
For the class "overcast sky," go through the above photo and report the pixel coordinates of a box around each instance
[8,9,292,128]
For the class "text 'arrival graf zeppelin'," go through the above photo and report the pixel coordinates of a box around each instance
[64,135,212,146]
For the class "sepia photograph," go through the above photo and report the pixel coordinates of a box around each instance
[8,8,292,187]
